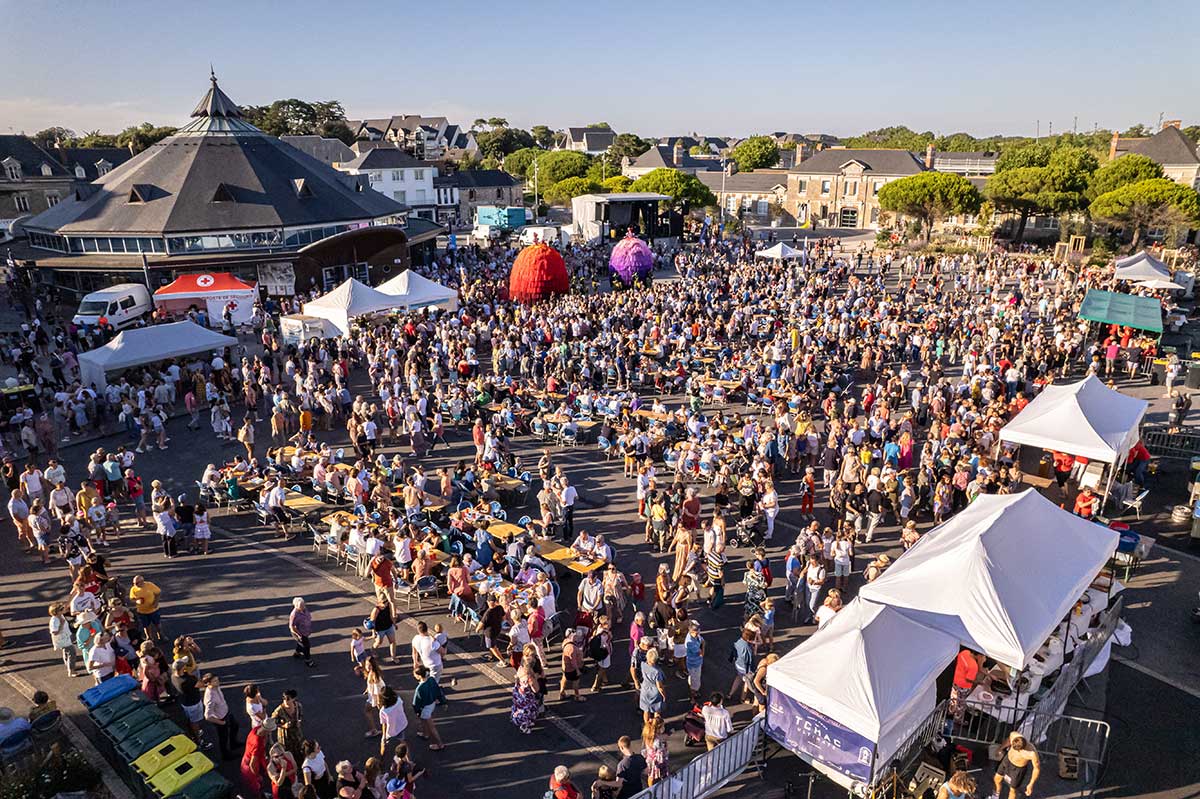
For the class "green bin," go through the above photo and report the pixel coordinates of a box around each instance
[104,704,168,743]
[165,771,231,799]
[91,691,151,728]
[116,720,184,762]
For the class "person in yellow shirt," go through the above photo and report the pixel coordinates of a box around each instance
[299,408,313,436]
[129,575,163,642]
[75,480,99,519]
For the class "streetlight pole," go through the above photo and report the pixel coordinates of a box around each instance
[720,157,727,225]
[533,160,540,222]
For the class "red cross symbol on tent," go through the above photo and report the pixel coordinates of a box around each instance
[196,274,215,288]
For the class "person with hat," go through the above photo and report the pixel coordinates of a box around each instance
[864,553,891,582]
[241,716,275,797]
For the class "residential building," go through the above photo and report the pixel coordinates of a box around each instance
[434,169,522,226]
[52,146,134,181]
[347,116,478,160]
[10,74,440,297]
[622,143,723,179]
[336,146,439,220]
[280,135,355,167]
[1109,121,1200,190]
[695,169,790,221]
[785,148,926,229]
[0,135,76,239]
[561,125,616,156]
[931,149,998,176]
[656,136,730,155]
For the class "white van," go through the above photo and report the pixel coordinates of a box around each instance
[73,283,153,329]
[518,225,566,247]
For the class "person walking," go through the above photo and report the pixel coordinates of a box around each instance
[411,665,446,751]
[289,597,316,668]
[701,692,733,750]
[638,649,666,725]
[237,416,256,461]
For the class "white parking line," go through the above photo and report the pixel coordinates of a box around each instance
[1111,656,1200,700]
[212,523,617,767]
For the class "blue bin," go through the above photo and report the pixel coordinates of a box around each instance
[79,674,138,709]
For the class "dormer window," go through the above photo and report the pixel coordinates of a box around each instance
[74,165,86,179]
[292,178,314,199]
[128,184,154,204]
[96,160,112,177]
[3,159,20,180]
[40,163,53,177]
[211,183,236,203]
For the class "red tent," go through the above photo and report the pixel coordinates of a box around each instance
[153,272,258,324]
[509,243,569,303]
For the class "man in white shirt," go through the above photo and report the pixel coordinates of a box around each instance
[559,478,578,541]
[410,620,445,682]
[87,630,117,682]
[701,693,733,750]
[264,481,291,539]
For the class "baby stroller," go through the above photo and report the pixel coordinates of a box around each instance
[727,512,765,549]
[682,705,706,747]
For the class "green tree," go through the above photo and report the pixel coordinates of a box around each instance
[602,175,633,193]
[1088,154,1163,200]
[530,150,591,185]
[116,122,178,153]
[995,141,1053,172]
[877,172,982,240]
[1182,126,1200,146]
[503,147,541,177]
[1121,124,1151,137]
[471,118,487,131]
[588,122,612,129]
[984,167,1053,243]
[1043,146,1099,210]
[320,119,355,145]
[477,127,534,159]
[544,177,600,205]
[31,127,75,150]
[486,117,508,129]
[731,135,780,171]
[842,125,934,150]
[628,168,716,207]
[479,156,501,170]
[1090,178,1200,248]
[530,125,555,149]
[71,130,118,147]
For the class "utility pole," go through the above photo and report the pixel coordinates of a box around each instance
[532,160,539,222]
[1073,116,1078,134]
[1036,120,1040,140]
[719,157,728,225]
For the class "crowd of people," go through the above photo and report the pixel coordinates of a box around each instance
[5,229,1182,799]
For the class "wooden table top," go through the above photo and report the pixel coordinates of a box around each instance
[635,409,673,422]
[534,538,608,574]
[489,474,527,492]
[452,511,525,540]
[283,491,328,513]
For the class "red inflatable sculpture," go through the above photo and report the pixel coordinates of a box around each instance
[509,243,569,303]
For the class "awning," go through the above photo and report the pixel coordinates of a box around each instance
[1077,289,1162,334]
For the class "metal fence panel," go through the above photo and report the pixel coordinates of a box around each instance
[628,717,764,799]
[1143,428,1200,460]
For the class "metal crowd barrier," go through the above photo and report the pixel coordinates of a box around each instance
[627,716,765,799]
[1142,427,1200,460]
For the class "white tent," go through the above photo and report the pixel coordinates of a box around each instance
[998,376,1147,463]
[1134,277,1186,291]
[1113,250,1171,281]
[301,278,398,335]
[766,599,960,788]
[375,270,459,311]
[860,491,1118,668]
[78,321,237,390]
[754,242,802,260]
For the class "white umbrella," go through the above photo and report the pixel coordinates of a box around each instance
[1134,278,1185,291]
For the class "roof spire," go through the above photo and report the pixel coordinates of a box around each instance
[210,64,217,85]
[191,69,242,120]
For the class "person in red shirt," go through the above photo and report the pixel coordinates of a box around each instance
[1128,440,1151,485]
[1051,451,1074,490]
[549,766,581,799]
[1073,487,1097,519]
[949,649,988,722]
[369,551,394,604]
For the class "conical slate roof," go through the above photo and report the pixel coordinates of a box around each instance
[24,74,404,236]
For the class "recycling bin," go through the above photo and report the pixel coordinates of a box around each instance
[165,771,231,799]
[91,691,151,728]
[147,752,213,796]
[116,720,184,762]
[132,734,196,780]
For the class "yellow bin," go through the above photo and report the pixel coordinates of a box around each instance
[131,734,196,779]
[148,751,213,796]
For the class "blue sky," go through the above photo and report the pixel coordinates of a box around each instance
[2,0,1197,139]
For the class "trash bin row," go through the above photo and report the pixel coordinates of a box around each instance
[79,675,231,799]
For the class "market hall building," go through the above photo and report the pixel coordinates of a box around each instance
[7,74,441,299]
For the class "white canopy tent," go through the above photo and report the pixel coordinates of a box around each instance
[301,278,398,335]
[78,321,237,390]
[766,599,960,789]
[1113,250,1171,282]
[754,242,802,260]
[1134,277,1186,291]
[860,491,1118,669]
[998,376,1147,464]
[375,270,459,311]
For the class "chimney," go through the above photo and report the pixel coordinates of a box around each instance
[1108,131,1120,161]
[924,143,935,169]
[1162,119,1182,131]
[795,143,808,164]
[672,140,684,166]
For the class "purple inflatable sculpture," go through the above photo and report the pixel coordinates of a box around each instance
[609,230,654,286]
